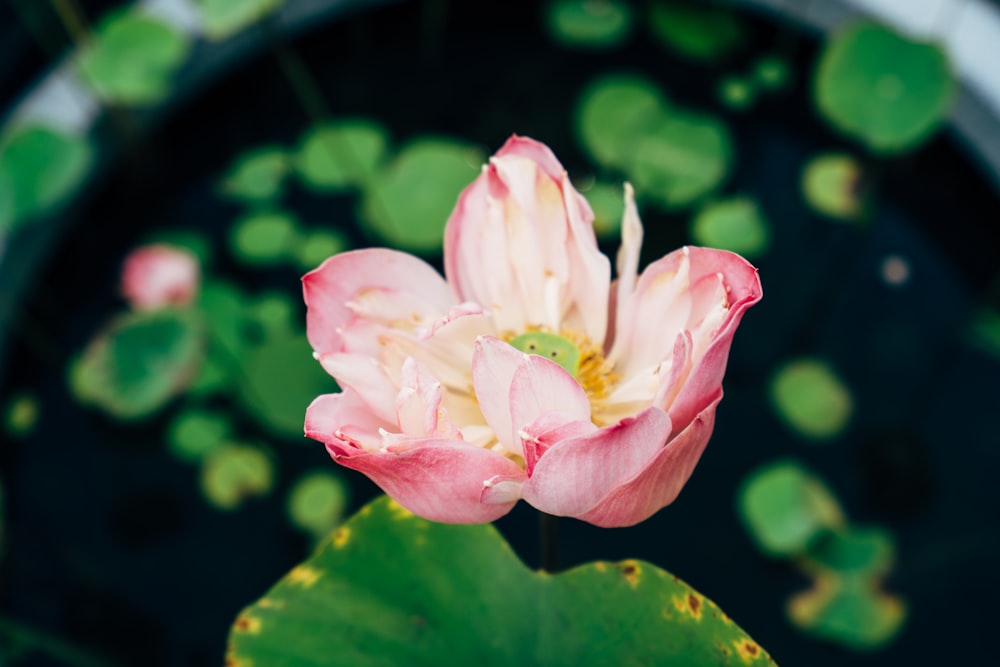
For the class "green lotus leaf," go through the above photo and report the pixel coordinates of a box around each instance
[584,181,625,239]
[286,470,350,539]
[649,0,745,62]
[78,10,190,104]
[361,139,484,253]
[576,74,669,169]
[229,496,775,666]
[0,124,93,231]
[167,408,232,462]
[195,0,283,40]
[295,120,388,191]
[545,0,633,49]
[801,153,864,221]
[4,392,39,437]
[690,197,770,258]
[788,574,906,650]
[803,526,896,578]
[717,76,755,111]
[230,210,302,265]
[770,358,854,440]
[814,21,955,154]
[220,146,290,202]
[201,443,275,511]
[292,228,350,272]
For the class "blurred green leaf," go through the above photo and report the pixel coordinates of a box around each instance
[576,74,669,169]
[803,527,896,579]
[801,153,864,221]
[143,229,214,267]
[201,443,274,510]
[584,182,624,239]
[770,358,853,440]
[788,575,906,650]
[221,146,290,203]
[738,460,845,558]
[249,292,296,337]
[4,392,39,437]
[230,210,301,265]
[717,76,755,111]
[966,305,1000,361]
[294,120,388,191]
[0,124,93,231]
[229,496,775,666]
[649,0,745,62]
[753,55,792,91]
[168,408,231,462]
[545,0,633,49]
[70,308,204,420]
[814,21,954,154]
[286,470,349,539]
[195,0,283,40]
[292,228,349,272]
[78,10,190,104]
[690,197,770,258]
[361,139,483,253]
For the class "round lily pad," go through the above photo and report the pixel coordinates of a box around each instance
[78,10,190,104]
[201,443,274,511]
[770,358,854,440]
[584,182,624,239]
[249,292,296,337]
[545,0,633,49]
[804,527,895,578]
[814,21,955,154]
[360,139,484,253]
[690,197,770,258]
[4,392,39,437]
[753,55,791,91]
[576,75,669,169]
[738,460,845,558]
[195,0,283,40]
[801,153,864,221]
[287,471,350,538]
[0,124,93,231]
[220,146,290,202]
[292,228,349,272]
[788,575,906,650]
[168,408,231,462]
[229,496,775,666]
[294,120,388,191]
[230,211,301,265]
[718,76,755,111]
[70,308,204,420]
[649,0,745,62]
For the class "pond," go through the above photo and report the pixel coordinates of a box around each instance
[0,1,998,665]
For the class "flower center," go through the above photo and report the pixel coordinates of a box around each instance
[509,331,581,376]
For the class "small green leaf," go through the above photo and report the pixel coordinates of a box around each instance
[236,332,337,438]
[770,358,854,440]
[801,153,864,221]
[814,21,955,154]
[201,443,274,511]
[195,0,283,40]
[628,111,732,209]
[229,496,775,666]
[78,10,190,104]
[71,308,204,420]
[4,392,39,437]
[220,146,290,202]
[167,408,231,462]
[649,0,745,62]
[690,197,770,258]
[292,228,349,271]
[788,575,906,650]
[717,76,755,111]
[753,55,792,91]
[584,182,624,239]
[576,75,669,169]
[803,527,896,578]
[545,0,633,49]
[0,124,93,231]
[249,292,296,337]
[230,210,301,265]
[361,139,483,253]
[294,120,388,191]
[738,460,845,558]
[287,471,350,538]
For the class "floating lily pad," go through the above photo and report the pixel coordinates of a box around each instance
[287,471,350,539]
[4,392,39,437]
[788,575,906,650]
[753,55,791,91]
[195,0,283,40]
[201,443,274,511]
[71,308,204,420]
[804,527,895,578]
[814,21,954,154]
[718,76,754,111]
[802,153,864,220]
[545,0,633,49]
[584,182,624,239]
[189,281,251,396]
[770,358,854,440]
[361,139,484,253]
[292,228,349,272]
[294,120,388,191]
[628,111,732,209]
[249,292,296,337]
[690,197,770,258]
[221,146,290,202]
[738,460,845,558]
[649,0,745,62]
[576,75,669,169]
[236,332,337,438]
[0,124,93,231]
[230,210,301,265]
[229,496,775,666]
[78,10,190,104]
[168,408,231,462]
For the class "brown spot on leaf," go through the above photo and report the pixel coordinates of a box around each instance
[735,638,763,663]
[617,560,641,588]
[688,594,702,616]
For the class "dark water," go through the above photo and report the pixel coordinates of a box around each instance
[1,1,998,665]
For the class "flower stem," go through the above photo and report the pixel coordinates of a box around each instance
[539,512,558,573]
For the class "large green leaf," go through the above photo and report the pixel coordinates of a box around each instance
[78,10,190,104]
[576,74,669,169]
[294,120,388,191]
[814,22,954,154]
[0,124,93,231]
[690,197,770,259]
[195,0,284,40]
[228,496,776,666]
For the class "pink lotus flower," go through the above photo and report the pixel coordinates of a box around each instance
[303,136,761,527]
[121,243,200,311]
